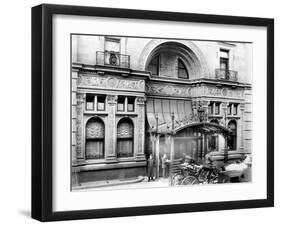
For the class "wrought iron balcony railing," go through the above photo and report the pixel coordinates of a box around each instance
[215,69,238,82]
[96,51,130,68]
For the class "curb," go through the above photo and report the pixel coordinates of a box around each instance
[72,176,145,190]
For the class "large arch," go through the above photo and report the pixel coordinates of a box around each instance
[139,39,210,79]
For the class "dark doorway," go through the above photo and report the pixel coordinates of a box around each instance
[227,120,237,150]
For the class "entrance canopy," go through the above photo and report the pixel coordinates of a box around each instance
[146,97,230,135]
[147,97,193,134]
[174,122,230,135]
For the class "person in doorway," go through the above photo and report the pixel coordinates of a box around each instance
[147,154,155,182]
[161,154,168,178]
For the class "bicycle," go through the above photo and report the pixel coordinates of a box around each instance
[171,160,220,185]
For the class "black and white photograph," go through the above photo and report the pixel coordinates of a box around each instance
[71,35,253,191]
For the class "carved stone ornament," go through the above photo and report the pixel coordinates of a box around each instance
[76,93,86,102]
[240,102,246,111]
[78,74,145,91]
[203,86,244,98]
[107,95,118,104]
[147,83,192,97]
[136,96,146,104]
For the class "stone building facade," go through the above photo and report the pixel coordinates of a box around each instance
[71,35,252,185]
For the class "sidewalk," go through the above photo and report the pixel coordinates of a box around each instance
[72,176,170,191]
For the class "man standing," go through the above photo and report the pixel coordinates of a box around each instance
[147,154,155,182]
[161,154,168,178]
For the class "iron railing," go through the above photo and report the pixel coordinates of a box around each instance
[215,69,238,82]
[96,51,130,68]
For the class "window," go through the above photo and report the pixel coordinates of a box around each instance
[147,55,160,76]
[127,97,135,112]
[105,37,120,52]
[86,94,106,111]
[220,57,229,70]
[215,103,220,115]
[86,94,95,110]
[208,102,221,115]
[85,118,105,159]
[117,96,135,112]
[233,104,238,115]
[104,37,120,66]
[117,118,134,157]
[178,59,189,79]
[208,103,213,115]
[220,49,229,69]
[97,96,105,111]
[227,103,239,116]
[117,96,125,112]
[227,104,232,115]
[219,49,229,79]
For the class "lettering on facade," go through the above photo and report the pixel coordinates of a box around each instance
[77,74,145,91]
[147,83,192,97]
[203,87,244,98]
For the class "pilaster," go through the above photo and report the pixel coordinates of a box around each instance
[72,70,78,163]
[106,95,118,161]
[136,96,146,161]
[221,102,229,127]
[239,103,245,151]
[76,93,86,159]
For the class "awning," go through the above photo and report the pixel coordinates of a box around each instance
[146,97,230,135]
[146,97,192,134]
[174,122,230,135]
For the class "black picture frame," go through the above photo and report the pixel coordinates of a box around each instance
[31,4,274,222]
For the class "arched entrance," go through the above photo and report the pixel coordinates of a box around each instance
[173,122,229,162]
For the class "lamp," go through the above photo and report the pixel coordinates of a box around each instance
[197,105,205,122]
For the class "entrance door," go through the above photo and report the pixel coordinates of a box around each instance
[174,130,203,161]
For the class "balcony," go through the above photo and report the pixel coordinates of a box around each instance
[96,51,130,68]
[215,69,238,82]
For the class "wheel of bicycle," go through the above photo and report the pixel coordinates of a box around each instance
[181,176,199,185]
[208,175,219,184]
[171,174,184,186]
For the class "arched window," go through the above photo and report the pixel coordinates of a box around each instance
[178,58,189,79]
[117,118,134,157]
[227,120,237,150]
[147,55,160,76]
[85,117,105,159]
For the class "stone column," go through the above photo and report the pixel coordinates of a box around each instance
[169,134,174,185]
[221,102,229,161]
[106,95,118,162]
[155,135,160,179]
[221,102,228,127]
[72,70,78,163]
[200,100,210,121]
[136,97,146,161]
[191,99,199,116]
[72,70,80,187]
[239,103,245,152]
[76,93,86,159]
